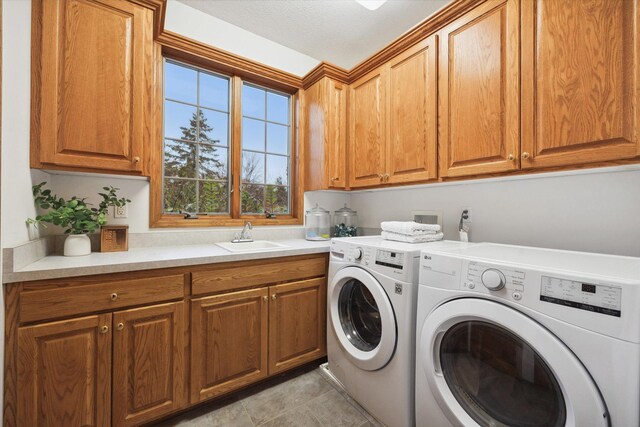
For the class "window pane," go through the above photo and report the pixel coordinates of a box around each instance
[267,92,289,124]
[164,139,196,178]
[199,73,229,112]
[266,154,288,185]
[198,181,229,214]
[242,118,265,152]
[200,109,229,146]
[266,123,288,155]
[241,184,265,213]
[164,62,197,104]
[242,151,265,183]
[199,146,227,180]
[164,179,196,213]
[265,185,289,214]
[165,101,197,141]
[243,85,265,119]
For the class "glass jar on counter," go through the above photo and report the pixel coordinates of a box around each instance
[305,203,331,241]
[333,204,358,237]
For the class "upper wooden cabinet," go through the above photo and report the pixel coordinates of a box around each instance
[31,0,155,175]
[348,36,438,188]
[303,77,348,190]
[386,37,438,184]
[521,0,640,168]
[438,0,520,178]
[349,66,387,187]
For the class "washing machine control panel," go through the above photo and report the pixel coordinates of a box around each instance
[463,262,525,301]
[540,276,622,317]
[375,250,405,270]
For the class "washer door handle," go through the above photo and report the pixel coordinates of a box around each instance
[433,331,444,376]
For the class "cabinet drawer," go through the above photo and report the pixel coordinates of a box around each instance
[192,255,327,296]
[19,275,185,323]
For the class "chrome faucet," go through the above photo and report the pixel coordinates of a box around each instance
[232,221,253,243]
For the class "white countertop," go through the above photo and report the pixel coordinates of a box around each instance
[4,239,331,283]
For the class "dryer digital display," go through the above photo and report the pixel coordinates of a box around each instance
[540,276,622,317]
[376,250,404,269]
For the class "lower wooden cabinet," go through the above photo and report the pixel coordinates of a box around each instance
[7,255,328,426]
[112,302,186,426]
[269,278,326,375]
[190,288,269,403]
[17,314,113,427]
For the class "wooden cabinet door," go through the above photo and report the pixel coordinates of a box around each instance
[349,67,386,187]
[327,79,348,188]
[112,302,186,426]
[17,314,112,427]
[438,0,520,178]
[190,288,269,403]
[32,0,153,173]
[269,278,326,375]
[521,0,640,169]
[386,36,438,184]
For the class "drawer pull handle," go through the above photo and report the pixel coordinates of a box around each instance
[271,294,277,301]
[110,293,118,301]
[100,325,109,334]
[116,322,124,331]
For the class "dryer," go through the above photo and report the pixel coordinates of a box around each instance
[416,242,640,427]
[327,236,470,427]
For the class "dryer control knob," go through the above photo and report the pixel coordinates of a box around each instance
[481,269,506,291]
[352,248,363,260]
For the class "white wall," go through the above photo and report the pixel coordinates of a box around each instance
[350,166,640,257]
[165,1,320,77]
[1,0,50,247]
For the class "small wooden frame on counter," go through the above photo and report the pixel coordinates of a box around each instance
[100,225,129,252]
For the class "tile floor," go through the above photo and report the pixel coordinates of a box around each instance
[156,364,384,427]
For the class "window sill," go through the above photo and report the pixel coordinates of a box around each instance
[150,215,303,228]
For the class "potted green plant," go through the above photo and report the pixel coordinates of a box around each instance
[27,182,131,256]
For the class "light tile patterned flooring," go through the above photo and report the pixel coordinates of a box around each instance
[156,364,384,427]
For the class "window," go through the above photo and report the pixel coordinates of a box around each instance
[156,59,297,226]
[163,60,231,214]
[241,83,291,214]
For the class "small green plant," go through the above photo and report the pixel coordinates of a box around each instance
[27,182,131,234]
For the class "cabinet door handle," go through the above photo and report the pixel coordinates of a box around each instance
[508,154,515,161]
[116,322,124,331]
[383,173,389,181]
[133,156,141,163]
[522,152,530,159]
[271,294,277,301]
[378,174,384,181]
[100,325,109,334]
[263,296,268,302]
[330,177,339,182]
[110,293,118,301]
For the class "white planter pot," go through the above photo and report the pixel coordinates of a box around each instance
[64,234,92,257]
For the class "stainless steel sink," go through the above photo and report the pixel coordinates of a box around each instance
[215,240,289,253]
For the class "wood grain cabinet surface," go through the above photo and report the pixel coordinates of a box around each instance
[6,255,328,426]
[521,0,640,168]
[31,0,155,175]
[303,77,348,190]
[347,36,438,188]
[438,0,520,178]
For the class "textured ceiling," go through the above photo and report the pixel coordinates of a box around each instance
[177,0,453,70]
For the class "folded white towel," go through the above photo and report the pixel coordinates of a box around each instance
[381,231,444,243]
[381,221,441,235]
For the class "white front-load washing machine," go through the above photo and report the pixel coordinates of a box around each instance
[416,242,640,427]
[327,236,470,427]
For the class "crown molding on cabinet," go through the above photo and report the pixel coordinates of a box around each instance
[302,62,350,89]
[150,0,484,90]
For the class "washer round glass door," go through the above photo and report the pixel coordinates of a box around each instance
[330,266,397,371]
[419,299,609,427]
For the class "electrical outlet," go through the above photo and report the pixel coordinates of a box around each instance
[114,205,128,218]
[463,207,472,223]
